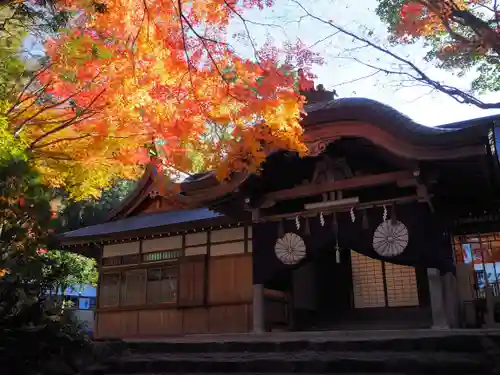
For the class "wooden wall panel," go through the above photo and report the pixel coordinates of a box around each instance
[208,254,252,304]
[98,304,252,337]
[138,309,182,336]
[96,311,138,338]
[233,255,252,301]
[210,242,245,256]
[208,304,251,333]
[96,242,253,338]
[96,312,120,338]
[185,246,207,256]
[120,269,146,306]
[182,308,209,334]
[179,257,206,306]
[121,311,139,337]
[99,273,120,308]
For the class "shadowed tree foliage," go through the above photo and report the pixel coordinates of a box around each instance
[57,179,136,231]
[376,0,500,108]
[0,159,94,375]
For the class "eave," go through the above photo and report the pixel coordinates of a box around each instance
[60,208,243,247]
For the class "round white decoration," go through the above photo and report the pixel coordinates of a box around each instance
[275,232,306,265]
[372,220,409,257]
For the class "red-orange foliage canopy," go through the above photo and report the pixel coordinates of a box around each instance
[37,0,322,196]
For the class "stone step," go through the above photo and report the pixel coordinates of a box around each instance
[91,350,492,374]
[117,334,500,354]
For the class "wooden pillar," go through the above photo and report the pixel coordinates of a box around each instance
[483,275,498,327]
[95,245,104,339]
[442,272,460,328]
[427,268,449,329]
[252,284,265,334]
[250,209,265,334]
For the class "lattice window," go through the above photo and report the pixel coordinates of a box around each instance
[122,254,141,265]
[102,256,121,267]
[102,254,140,267]
[142,249,183,263]
[146,266,178,304]
[351,251,419,309]
[351,250,385,308]
[384,262,419,307]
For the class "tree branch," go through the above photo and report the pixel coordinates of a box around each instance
[292,0,500,109]
[28,89,106,149]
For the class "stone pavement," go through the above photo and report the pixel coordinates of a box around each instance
[88,329,500,374]
[124,328,500,343]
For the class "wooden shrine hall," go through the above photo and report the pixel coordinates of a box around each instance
[60,91,500,339]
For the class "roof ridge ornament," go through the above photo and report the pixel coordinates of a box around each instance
[298,68,338,104]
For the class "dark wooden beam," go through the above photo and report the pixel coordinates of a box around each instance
[259,195,424,222]
[397,178,418,188]
[262,170,414,204]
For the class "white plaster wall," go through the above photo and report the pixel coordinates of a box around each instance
[185,232,207,247]
[103,242,140,257]
[142,236,182,253]
[211,227,245,243]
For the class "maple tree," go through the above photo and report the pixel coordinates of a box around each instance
[375,0,500,107]
[0,0,324,200]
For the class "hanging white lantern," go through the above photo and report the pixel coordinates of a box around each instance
[275,233,306,265]
[372,220,409,257]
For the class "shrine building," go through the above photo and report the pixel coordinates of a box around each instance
[60,90,500,339]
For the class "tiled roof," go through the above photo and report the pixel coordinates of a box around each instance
[61,208,223,241]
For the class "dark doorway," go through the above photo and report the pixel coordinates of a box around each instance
[291,248,352,330]
[316,249,352,317]
[313,248,353,329]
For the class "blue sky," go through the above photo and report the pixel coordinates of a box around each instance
[232,0,500,126]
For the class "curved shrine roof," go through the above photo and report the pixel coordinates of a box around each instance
[176,97,499,196]
[303,97,496,147]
